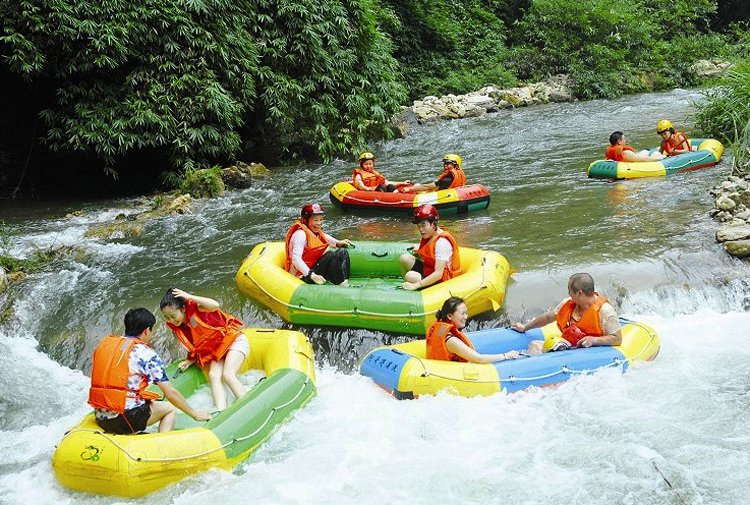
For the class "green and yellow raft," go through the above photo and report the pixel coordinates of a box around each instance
[52,329,316,498]
[236,241,511,335]
[587,138,723,179]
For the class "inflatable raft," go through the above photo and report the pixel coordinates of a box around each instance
[329,181,490,215]
[236,241,511,335]
[52,328,316,497]
[360,319,659,399]
[587,138,724,179]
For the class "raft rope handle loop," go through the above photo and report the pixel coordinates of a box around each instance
[242,244,491,318]
[627,151,713,175]
[61,349,316,463]
[409,329,658,385]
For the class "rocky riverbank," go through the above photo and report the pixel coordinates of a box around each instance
[711,156,750,259]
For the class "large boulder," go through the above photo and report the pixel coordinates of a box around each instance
[724,239,750,258]
[221,166,253,189]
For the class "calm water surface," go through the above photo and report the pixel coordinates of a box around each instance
[1,89,748,505]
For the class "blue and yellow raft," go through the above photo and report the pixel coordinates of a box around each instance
[360,319,659,399]
[52,329,316,497]
[587,138,723,179]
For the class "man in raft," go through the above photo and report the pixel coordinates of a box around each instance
[285,203,352,286]
[408,154,466,192]
[352,152,409,193]
[88,308,211,434]
[656,120,691,157]
[511,273,622,352]
[399,204,461,291]
[606,131,665,162]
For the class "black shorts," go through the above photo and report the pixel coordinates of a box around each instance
[96,402,151,434]
[409,258,424,276]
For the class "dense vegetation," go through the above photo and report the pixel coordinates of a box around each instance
[0,0,748,196]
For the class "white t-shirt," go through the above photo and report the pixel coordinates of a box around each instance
[289,229,338,276]
[433,235,454,271]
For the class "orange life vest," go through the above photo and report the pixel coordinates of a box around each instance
[416,229,461,281]
[285,220,329,273]
[88,335,162,414]
[555,293,609,346]
[353,167,386,189]
[426,321,475,362]
[167,306,243,367]
[605,145,636,161]
[660,132,691,156]
[438,166,466,188]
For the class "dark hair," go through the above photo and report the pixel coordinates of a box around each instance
[159,287,185,311]
[569,273,595,296]
[609,131,624,146]
[124,308,156,336]
[435,296,466,322]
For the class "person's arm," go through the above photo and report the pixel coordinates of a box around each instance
[622,150,655,162]
[578,329,622,347]
[353,173,371,191]
[511,310,557,333]
[172,288,220,311]
[669,134,691,156]
[578,304,622,347]
[445,337,520,364]
[157,381,211,421]
[290,230,311,276]
[324,233,351,248]
[409,181,438,192]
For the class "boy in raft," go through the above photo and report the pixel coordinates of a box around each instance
[511,273,622,352]
[161,288,248,411]
[408,154,466,192]
[427,297,523,363]
[89,308,211,434]
[656,120,691,156]
[399,204,461,291]
[353,152,410,193]
[606,131,665,162]
[285,203,352,286]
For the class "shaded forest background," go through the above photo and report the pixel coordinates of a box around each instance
[1,0,749,197]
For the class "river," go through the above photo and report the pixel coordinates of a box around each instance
[1,88,749,505]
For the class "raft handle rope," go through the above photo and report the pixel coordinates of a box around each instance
[410,325,658,385]
[242,243,494,318]
[60,346,316,463]
[625,151,714,175]
[333,186,456,206]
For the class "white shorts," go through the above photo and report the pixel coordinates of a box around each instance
[227,333,249,358]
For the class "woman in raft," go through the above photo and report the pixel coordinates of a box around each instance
[426,297,533,363]
[160,288,248,411]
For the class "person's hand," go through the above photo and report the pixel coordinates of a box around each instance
[178,359,195,372]
[401,281,420,291]
[337,239,352,248]
[193,410,212,422]
[310,272,326,285]
[171,288,191,300]
[527,340,544,355]
[511,322,525,333]
[503,350,520,360]
[577,336,597,348]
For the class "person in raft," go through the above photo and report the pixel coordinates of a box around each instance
[408,154,467,192]
[605,131,665,162]
[353,152,410,193]
[657,120,691,157]
[285,203,352,286]
[511,273,622,352]
[427,297,522,363]
[399,204,460,291]
[88,308,211,434]
[161,288,249,411]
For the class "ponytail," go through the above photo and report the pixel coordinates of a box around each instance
[436,296,465,322]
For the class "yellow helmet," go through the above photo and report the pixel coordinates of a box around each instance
[358,152,375,164]
[656,120,673,133]
[442,154,462,169]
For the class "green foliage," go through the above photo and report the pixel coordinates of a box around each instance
[381,0,517,99]
[694,62,750,170]
[180,165,225,198]
[0,221,60,274]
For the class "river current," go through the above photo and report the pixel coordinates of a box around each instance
[1,89,749,505]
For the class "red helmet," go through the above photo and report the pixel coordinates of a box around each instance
[412,204,439,224]
[301,203,325,219]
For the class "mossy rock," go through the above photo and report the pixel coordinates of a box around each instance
[181,166,225,198]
